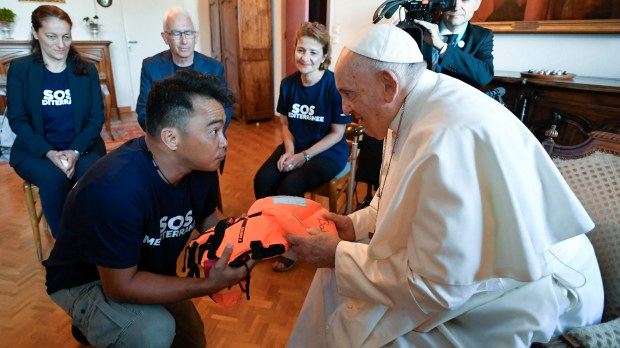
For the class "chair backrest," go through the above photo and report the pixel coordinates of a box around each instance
[345,122,364,152]
[549,131,620,322]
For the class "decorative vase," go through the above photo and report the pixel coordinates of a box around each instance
[89,23,100,39]
[0,21,12,40]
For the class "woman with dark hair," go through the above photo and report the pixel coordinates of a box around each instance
[6,5,105,238]
[254,22,351,272]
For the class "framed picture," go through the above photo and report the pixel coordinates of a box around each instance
[471,0,620,33]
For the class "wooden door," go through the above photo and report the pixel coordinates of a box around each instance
[218,0,273,122]
[237,0,274,121]
[219,0,241,117]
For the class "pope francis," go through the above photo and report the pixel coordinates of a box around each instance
[285,23,604,347]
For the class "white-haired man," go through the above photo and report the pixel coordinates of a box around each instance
[286,23,603,347]
[136,7,231,131]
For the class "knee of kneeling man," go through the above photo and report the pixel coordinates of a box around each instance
[121,310,176,347]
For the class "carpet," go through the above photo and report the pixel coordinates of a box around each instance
[102,120,145,152]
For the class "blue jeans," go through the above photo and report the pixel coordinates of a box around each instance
[50,281,206,348]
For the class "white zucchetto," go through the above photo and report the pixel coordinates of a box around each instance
[345,24,423,63]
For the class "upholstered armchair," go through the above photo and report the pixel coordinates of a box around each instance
[538,131,620,347]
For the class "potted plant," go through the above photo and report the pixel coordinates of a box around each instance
[0,8,16,24]
[0,8,16,39]
[83,15,100,39]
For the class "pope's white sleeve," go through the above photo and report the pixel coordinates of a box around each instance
[348,195,378,241]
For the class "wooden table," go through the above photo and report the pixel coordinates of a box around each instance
[484,71,620,146]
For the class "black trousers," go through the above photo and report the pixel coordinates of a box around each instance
[254,144,343,199]
[13,151,101,237]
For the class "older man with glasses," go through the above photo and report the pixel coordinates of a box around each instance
[136,7,232,131]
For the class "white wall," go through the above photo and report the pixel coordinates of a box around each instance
[4,0,135,110]
[197,0,211,56]
[3,0,618,111]
[493,33,620,78]
[4,0,101,40]
[328,1,620,79]
[3,0,201,111]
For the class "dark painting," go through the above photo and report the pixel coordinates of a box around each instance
[472,0,620,22]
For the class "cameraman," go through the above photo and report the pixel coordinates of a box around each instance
[414,0,494,87]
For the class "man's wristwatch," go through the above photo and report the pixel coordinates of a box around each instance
[73,149,81,158]
[303,151,311,162]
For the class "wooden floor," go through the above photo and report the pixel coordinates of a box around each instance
[0,113,350,347]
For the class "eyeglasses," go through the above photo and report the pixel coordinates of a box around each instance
[165,30,197,40]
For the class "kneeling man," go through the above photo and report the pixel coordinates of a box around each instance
[45,70,253,348]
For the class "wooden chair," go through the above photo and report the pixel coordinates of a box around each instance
[23,181,48,262]
[309,123,364,214]
[537,130,620,347]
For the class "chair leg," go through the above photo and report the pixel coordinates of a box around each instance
[42,215,49,233]
[105,108,113,140]
[101,83,114,140]
[24,182,43,262]
[328,182,339,213]
[344,180,356,215]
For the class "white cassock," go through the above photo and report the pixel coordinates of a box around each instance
[287,71,604,348]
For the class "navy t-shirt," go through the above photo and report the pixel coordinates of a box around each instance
[45,137,219,294]
[277,70,351,168]
[173,63,194,72]
[42,68,74,149]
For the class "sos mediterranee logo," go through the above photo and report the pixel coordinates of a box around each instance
[289,103,324,122]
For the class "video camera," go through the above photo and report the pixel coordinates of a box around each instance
[373,0,456,47]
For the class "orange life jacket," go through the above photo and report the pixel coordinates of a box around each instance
[183,196,337,306]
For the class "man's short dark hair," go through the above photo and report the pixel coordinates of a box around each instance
[145,70,234,136]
